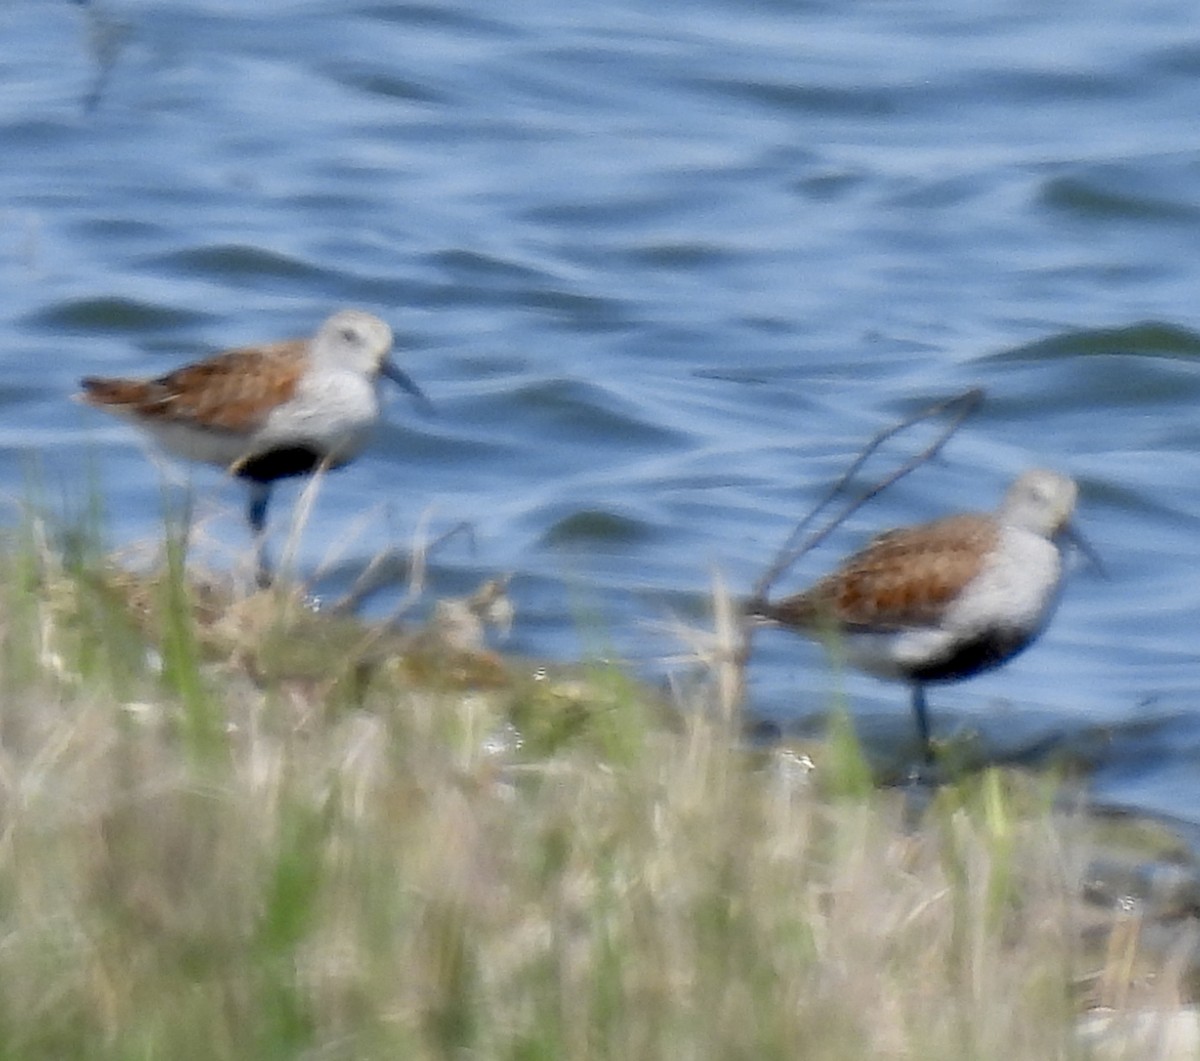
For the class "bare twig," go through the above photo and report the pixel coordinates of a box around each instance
[328,518,475,617]
[731,386,984,721]
[748,386,984,608]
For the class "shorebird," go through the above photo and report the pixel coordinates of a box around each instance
[78,308,430,584]
[748,470,1094,762]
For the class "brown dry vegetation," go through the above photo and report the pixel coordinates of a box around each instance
[0,512,1186,1059]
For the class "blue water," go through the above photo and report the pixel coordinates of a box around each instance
[2,0,1199,828]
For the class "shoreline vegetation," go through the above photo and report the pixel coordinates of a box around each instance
[0,503,1195,1059]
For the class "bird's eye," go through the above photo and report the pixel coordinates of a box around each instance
[339,327,358,344]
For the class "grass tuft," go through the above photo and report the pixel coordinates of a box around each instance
[0,505,1185,1059]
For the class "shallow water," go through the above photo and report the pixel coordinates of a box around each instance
[2,0,1199,830]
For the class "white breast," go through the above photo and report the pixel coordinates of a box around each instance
[942,525,1064,638]
[254,371,382,461]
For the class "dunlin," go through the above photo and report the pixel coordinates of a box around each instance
[748,470,1091,761]
[79,308,430,584]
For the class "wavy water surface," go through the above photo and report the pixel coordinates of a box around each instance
[1,0,1199,832]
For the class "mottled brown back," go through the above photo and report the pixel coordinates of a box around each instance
[79,340,306,434]
[761,513,998,631]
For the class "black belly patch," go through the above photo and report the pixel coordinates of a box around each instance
[235,446,331,483]
[909,627,1033,683]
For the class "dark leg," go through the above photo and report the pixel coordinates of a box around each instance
[246,482,273,588]
[911,683,934,764]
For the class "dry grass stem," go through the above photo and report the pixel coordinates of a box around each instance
[0,507,1184,1060]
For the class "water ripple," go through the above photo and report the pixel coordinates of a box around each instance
[998,322,1200,361]
[4,0,1200,839]
[23,298,213,334]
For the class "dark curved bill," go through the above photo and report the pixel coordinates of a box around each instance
[382,358,434,415]
[1064,523,1107,579]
